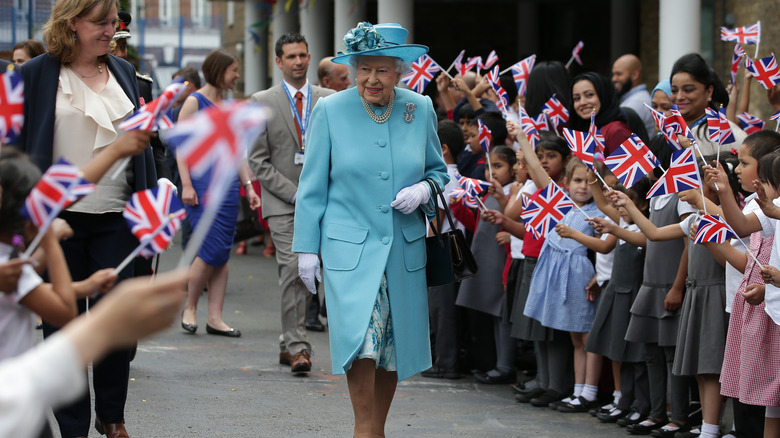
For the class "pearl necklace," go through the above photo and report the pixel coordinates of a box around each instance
[69,63,103,79]
[361,91,394,124]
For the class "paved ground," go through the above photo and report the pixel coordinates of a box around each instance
[45,240,632,438]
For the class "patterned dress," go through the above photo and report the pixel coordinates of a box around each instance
[720,233,780,406]
[524,202,603,333]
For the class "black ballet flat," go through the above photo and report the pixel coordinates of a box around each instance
[206,324,241,337]
[181,321,197,334]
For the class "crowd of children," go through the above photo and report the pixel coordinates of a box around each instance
[425,50,780,438]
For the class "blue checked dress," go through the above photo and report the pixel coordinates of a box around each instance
[524,202,603,333]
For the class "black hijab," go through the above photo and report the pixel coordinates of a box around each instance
[567,72,625,132]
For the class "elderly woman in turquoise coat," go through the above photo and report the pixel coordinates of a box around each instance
[292,22,448,437]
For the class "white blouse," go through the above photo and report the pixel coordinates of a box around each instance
[53,66,135,213]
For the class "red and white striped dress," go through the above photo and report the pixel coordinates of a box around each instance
[720,232,780,406]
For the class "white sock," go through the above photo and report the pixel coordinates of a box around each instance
[573,384,584,398]
[612,390,622,405]
[701,422,720,438]
[582,384,598,402]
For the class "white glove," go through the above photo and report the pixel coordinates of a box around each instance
[157,177,177,194]
[390,182,431,214]
[297,253,321,294]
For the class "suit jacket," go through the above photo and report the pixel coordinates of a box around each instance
[137,73,172,180]
[292,87,449,380]
[18,53,157,191]
[248,83,334,219]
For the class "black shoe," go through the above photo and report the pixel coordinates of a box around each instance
[205,324,241,337]
[514,387,545,403]
[616,409,645,427]
[529,390,564,407]
[590,402,616,417]
[650,422,689,437]
[511,379,541,395]
[627,418,667,435]
[181,321,197,334]
[305,318,325,332]
[548,395,573,410]
[557,396,599,413]
[597,407,628,423]
[474,370,515,384]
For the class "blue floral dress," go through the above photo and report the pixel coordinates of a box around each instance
[524,202,603,333]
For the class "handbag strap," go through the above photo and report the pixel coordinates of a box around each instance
[424,178,457,236]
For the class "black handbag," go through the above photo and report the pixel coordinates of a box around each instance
[234,194,264,243]
[424,178,478,286]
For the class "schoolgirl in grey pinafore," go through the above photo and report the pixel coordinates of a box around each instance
[625,197,685,345]
[586,227,645,363]
[456,194,507,317]
[672,226,728,376]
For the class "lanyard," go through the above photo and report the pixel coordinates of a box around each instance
[689,114,707,129]
[282,83,312,150]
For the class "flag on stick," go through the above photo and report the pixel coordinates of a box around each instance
[114,184,186,273]
[481,50,499,71]
[541,94,569,131]
[518,106,540,147]
[562,128,596,170]
[770,110,780,132]
[168,101,270,268]
[646,148,701,198]
[720,22,761,45]
[565,41,584,69]
[730,44,746,84]
[745,53,780,89]
[604,134,659,188]
[20,158,96,258]
[119,77,189,131]
[521,181,575,239]
[506,55,536,97]
[401,54,442,94]
[737,112,766,134]
[0,67,23,145]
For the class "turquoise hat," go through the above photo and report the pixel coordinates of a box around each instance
[652,78,671,99]
[331,22,428,65]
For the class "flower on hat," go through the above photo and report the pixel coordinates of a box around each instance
[342,22,386,55]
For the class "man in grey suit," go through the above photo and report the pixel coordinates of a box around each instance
[249,32,334,374]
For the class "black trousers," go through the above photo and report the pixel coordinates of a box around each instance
[42,211,137,438]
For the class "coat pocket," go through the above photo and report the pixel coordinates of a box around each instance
[401,222,427,272]
[324,223,368,271]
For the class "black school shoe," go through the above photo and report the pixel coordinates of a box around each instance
[514,387,545,403]
[627,418,667,435]
[616,409,644,427]
[529,390,564,407]
[557,396,599,413]
[597,407,629,423]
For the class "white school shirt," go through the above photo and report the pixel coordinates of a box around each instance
[594,217,617,286]
[758,197,780,325]
[0,242,43,361]
[510,179,537,259]
[724,194,759,313]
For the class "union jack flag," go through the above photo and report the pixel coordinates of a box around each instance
[693,214,736,245]
[646,148,701,199]
[533,113,550,132]
[484,65,500,85]
[168,101,269,181]
[481,50,499,71]
[518,106,540,147]
[705,107,736,145]
[489,80,509,116]
[478,119,492,153]
[562,128,596,169]
[123,184,186,258]
[644,102,666,133]
[731,44,746,85]
[541,94,568,131]
[588,111,605,157]
[120,77,189,131]
[452,50,466,76]
[745,53,780,89]
[510,55,536,97]
[21,158,96,228]
[771,110,780,131]
[604,134,659,188]
[450,174,490,209]
[466,56,481,72]
[571,41,585,66]
[401,54,442,94]
[661,106,696,151]
[737,112,765,134]
[720,22,761,45]
[0,68,24,144]
[521,181,574,239]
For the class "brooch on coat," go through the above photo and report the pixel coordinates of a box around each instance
[402,102,416,124]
